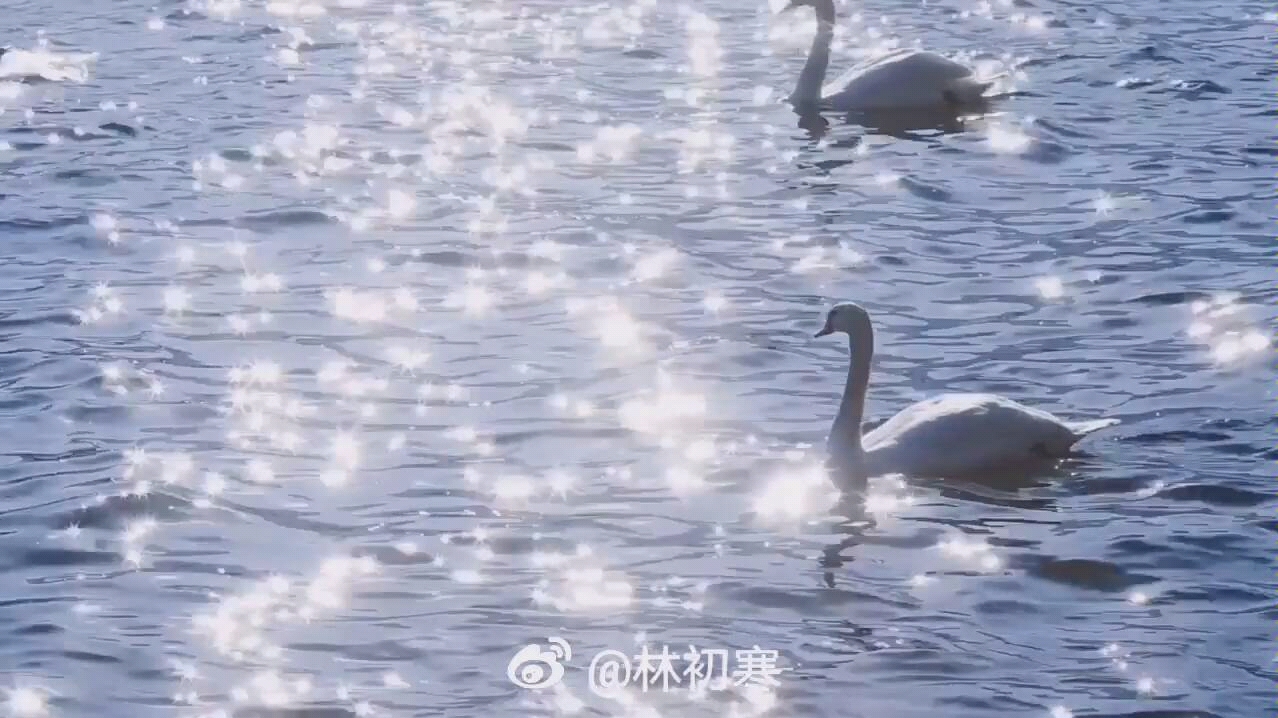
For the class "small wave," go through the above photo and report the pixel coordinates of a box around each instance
[0,46,96,83]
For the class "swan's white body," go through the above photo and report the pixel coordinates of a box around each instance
[820,49,991,112]
[815,303,1119,490]
[784,0,991,112]
[860,392,1119,478]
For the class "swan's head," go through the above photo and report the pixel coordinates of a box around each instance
[814,302,872,339]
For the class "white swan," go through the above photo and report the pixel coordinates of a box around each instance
[782,0,992,112]
[815,303,1119,490]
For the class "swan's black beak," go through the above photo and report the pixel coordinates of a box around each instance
[815,325,833,338]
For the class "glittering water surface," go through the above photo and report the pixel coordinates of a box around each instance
[1,1,1274,716]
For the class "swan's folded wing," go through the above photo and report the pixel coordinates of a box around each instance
[822,51,979,111]
[861,393,1080,477]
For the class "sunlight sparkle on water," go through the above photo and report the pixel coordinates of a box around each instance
[577,123,643,163]
[938,535,1003,571]
[791,244,866,274]
[444,283,495,316]
[1186,293,1270,366]
[534,565,634,613]
[630,247,681,283]
[163,286,191,314]
[617,379,707,437]
[4,686,49,718]
[986,122,1033,154]
[702,290,728,313]
[1092,191,1118,216]
[664,465,710,496]
[863,477,916,519]
[1034,275,1065,300]
[751,461,841,526]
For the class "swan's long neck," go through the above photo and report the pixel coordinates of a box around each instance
[828,322,873,486]
[832,333,871,445]
[791,1,836,106]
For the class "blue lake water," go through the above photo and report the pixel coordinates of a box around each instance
[0,0,1273,716]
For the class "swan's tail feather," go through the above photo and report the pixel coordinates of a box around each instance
[1066,417,1120,440]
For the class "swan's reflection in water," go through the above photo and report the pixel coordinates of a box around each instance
[820,469,876,589]
[793,96,998,144]
[816,454,1099,589]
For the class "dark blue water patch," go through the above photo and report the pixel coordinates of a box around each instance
[972,599,1040,615]
[1018,56,1061,69]
[0,597,76,616]
[799,615,877,643]
[5,125,66,138]
[1157,483,1271,508]
[1098,316,1140,330]
[1073,113,1117,124]
[717,582,912,614]
[519,140,575,153]
[148,553,245,577]
[1032,118,1096,140]
[12,622,64,636]
[1108,537,1172,556]
[1252,519,1278,536]
[622,48,664,59]
[897,177,953,203]
[1126,429,1234,444]
[1157,584,1269,605]
[1078,472,1160,495]
[55,491,192,530]
[164,8,205,21]
[1171,531,1262,556]
[357,544,438,567]
[61,649,122,665]
[1236,143,1278,158]
[0,311,79,331]
[80,125,139,141]
[178,208,335,229]
[1205,441,1268,458]
[1126,45,1183,64]
[1127,290,1213,306]
[51,169,117,187]
[937,694,1041,713]
[235,708,358,718]
[216,147,255,162]
[1093,705,1221,710]
[2,140,49,151]
[296,41,347,52]
[2,547,119,572]
[290,639,425,661]
[1014,555,1159,592]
